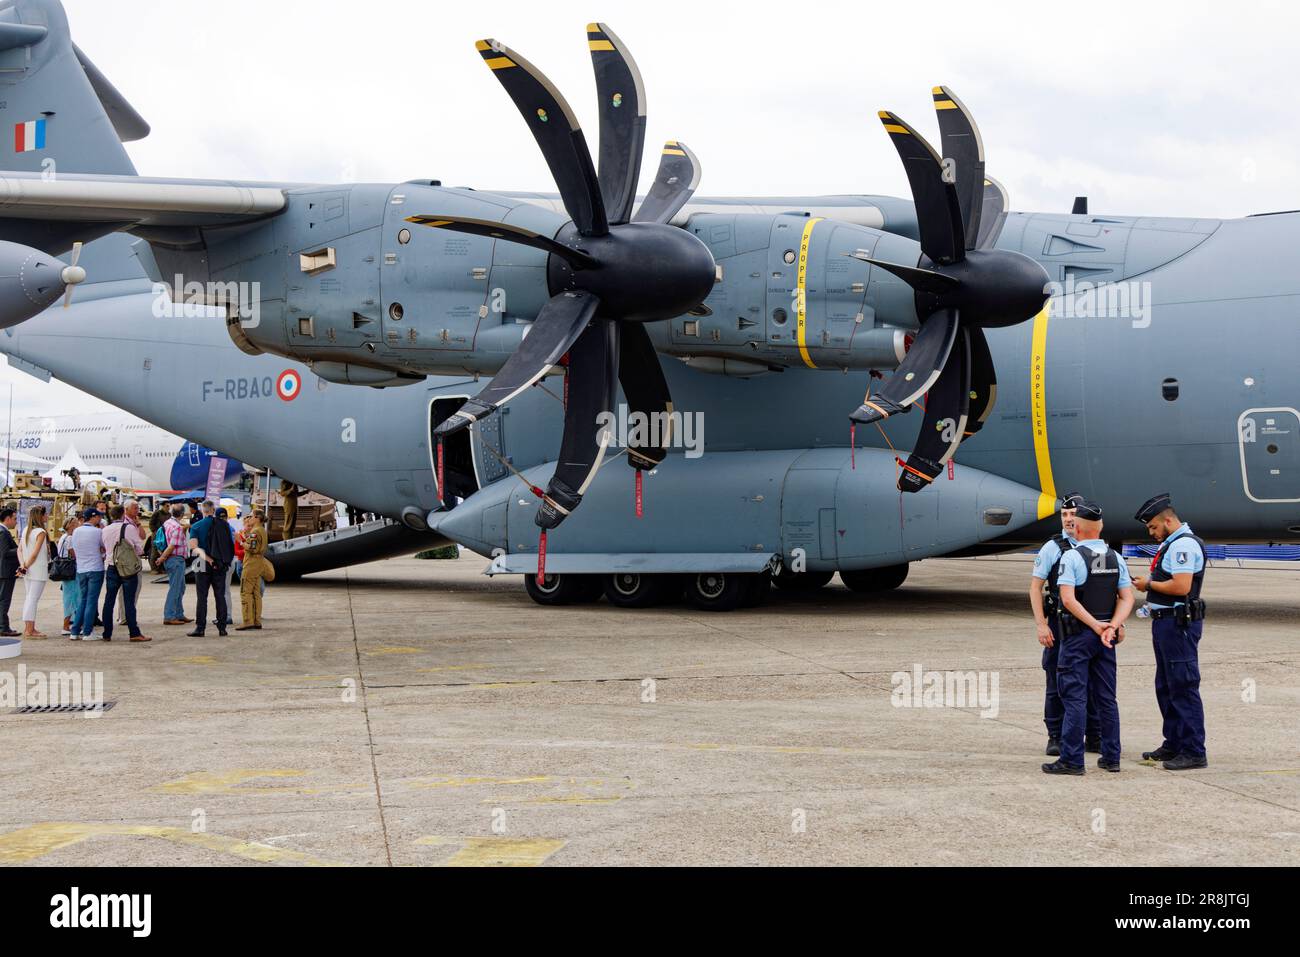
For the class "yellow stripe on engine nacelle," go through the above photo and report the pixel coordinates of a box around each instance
[1029,305,1058,519]
[796,217,822,369]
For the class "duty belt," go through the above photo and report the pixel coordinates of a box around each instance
[1149,599,1207,623]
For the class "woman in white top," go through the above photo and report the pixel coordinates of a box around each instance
[19,504,50,638]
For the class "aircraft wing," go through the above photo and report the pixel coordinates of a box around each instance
[0,171,292,228]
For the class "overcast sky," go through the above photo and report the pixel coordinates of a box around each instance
[6,0,1295,418]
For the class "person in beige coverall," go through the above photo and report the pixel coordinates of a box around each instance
[237,511,271,630]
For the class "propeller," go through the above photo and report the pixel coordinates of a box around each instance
[849,88,1049,492]
[411,25,714,529]
[61,241,85,308]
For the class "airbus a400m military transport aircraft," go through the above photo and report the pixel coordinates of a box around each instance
[0,0,1296,608]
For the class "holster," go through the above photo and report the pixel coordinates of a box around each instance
[1057,611,1082,637]
[1177,599,1207,625]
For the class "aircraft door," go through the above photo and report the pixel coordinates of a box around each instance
[780,467,839,570]
[1238,408,1300,502]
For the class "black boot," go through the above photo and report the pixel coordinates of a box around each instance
[1141,746,1177,762]
[1097,758,1121,772]
[1162,753,1208,771]
[1041,760,1084,776]
[1045,736,1061,757]
[1085,737,1102,754]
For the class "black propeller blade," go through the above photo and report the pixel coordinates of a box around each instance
[588,22,646,225]
[976,176,1009,250]
[931,86,985,251]
[851,92,1049,492]
[415,27,715,528]
[633,140,702,225]
[405,216,597,270]
[851,306,959,423]
[535,318,621,528]
[435,290,599,436]
[897,327,971,493]
[878,110,965,266]
[475,38,608,237]
[963,325,998,440]
[617,323,674,471]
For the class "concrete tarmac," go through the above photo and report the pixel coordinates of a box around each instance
[1,554,1296,866]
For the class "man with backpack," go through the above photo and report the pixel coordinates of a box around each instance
[187,505,235,638]
[100,504,149,643]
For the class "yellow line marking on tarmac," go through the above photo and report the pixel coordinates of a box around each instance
[415,835,566,867]
[490,795,623,806]
[366,645,425,656]
[0,823,342,866]
[152,769,306,794]
[408,775,551,790]
[171,656,218,665]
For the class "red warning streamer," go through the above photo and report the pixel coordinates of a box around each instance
[537,529,548,578]
[436,437,445,504]
[850,423,856,470]
[635,469,644,518]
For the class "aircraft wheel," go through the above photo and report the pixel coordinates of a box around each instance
[839,563,909,593]
[524,573,603,606]
[685,572,758,612]
[772,569,834,591]
[603,573,682,608]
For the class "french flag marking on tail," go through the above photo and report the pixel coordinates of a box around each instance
[14,119,46,153]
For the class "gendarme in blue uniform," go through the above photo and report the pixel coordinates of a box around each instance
[1033,533,1099,743]
[1146,522,1208,758]
[1055,539,1132,767]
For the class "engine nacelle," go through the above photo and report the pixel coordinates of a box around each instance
[0,239,79,327]
[431,447,1043,573]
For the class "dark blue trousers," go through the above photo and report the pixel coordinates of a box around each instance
[1152,617,1206,757]
[1044,616,1100,738]
[1057,628,1121,766]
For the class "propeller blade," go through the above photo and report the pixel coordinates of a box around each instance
[878,111,965,266]
[405,215,598,270]
[897,328,971,493]
[434,290,600,437]
[536,318,620,529]
[588,22,646,226]
[962,326,998,439]
[61,240,85,308]
[850,306,960,424]
[976,177,1009,250]
[632,140,701,224]
[846,251,958,295]
[616,322,673,470]
[932,86,986,251]
[476,38,608,237]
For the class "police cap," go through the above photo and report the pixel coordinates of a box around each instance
[1073,500,1103,521]
[1134,492,1173,523]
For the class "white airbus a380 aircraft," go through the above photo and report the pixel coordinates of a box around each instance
[0,409,244,493]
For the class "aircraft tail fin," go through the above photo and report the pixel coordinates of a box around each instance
[0,0,145,178]
[0,1,149,253]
